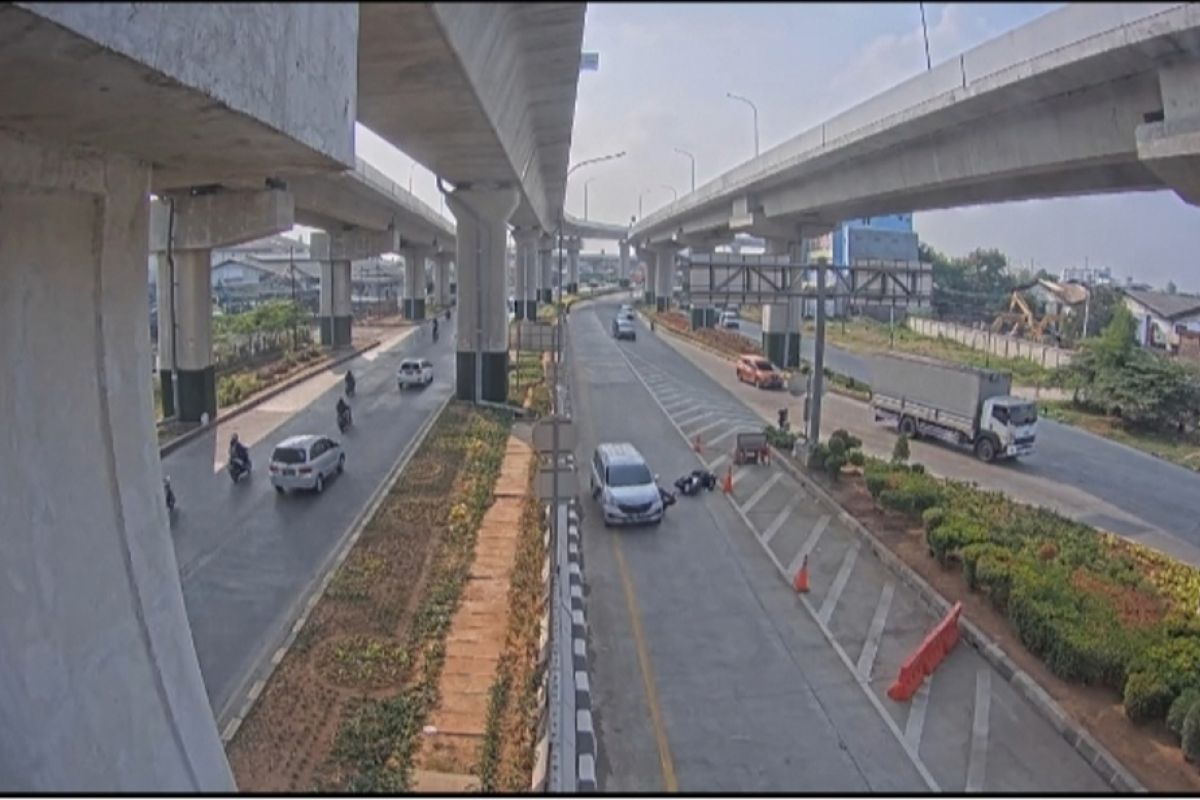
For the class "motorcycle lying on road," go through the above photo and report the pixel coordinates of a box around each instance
[228,455,252,484]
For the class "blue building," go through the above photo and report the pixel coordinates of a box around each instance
[831,213,918,266]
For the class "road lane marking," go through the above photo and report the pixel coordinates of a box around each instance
[904,678,932,752]
[675,408,714,427]
[732,465,754,489]
[691,419,726,440]
[614,328,938,791]
[707,453,729,472]
[856,582,896,680]
[761,497,801,546]
[818,540,860,625]
[664,398,695,414]
[740,472,784,515]
[787,514,831,576]
[966,668,992,793]
[611,532,679,792]
[708,427,741,448]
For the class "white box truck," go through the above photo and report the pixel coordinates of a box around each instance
[868,353,1037,462]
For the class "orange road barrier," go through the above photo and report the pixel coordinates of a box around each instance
[887,601,963,702]
[793,554,810,593]
[721,465,734,494]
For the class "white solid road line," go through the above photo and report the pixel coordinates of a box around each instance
[707,427,742,448]
[788,514,831,576]
[691,419,726,440]
[818,539,861,625]
[740,472,784,515]
[707,453,729,472]
[761,496,801,546]
[905,678,933,752]
[966,668,992,793]
[732,465,755,489]
[856,581,896,680]
[675,408,714,427]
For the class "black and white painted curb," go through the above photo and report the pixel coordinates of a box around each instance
[566,502,596,791]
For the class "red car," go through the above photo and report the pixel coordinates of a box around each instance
[736,354,784,389]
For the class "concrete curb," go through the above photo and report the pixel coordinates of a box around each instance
[767,445,1146,794]
[566,502,596,792]
[530,506,554,793]
[218,393,451,744]
[158,338,385,457]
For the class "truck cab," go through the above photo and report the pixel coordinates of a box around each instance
[978,395,1038,461]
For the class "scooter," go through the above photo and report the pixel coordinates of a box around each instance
[228,455,251,483]
[337,404,353,433]
[164,477,176,512]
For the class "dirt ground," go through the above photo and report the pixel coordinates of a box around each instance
[226,407,469,791]
[825,472,1200,793]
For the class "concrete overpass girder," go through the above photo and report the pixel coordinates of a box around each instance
[1137,59,1200,207]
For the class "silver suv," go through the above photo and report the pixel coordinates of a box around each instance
[589,443,663,527]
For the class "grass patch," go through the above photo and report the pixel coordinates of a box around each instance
[816,317,1058,386]
[1040,401,1200,472]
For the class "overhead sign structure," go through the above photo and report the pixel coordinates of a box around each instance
[682,252,932,307]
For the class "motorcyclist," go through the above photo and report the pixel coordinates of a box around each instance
[344,370,356,397]
[337,395,352,427]
[432,318,439,340]
[445,307,451,321]
[229,433,249,470]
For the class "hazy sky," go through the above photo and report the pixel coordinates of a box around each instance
[355,2,1200,292]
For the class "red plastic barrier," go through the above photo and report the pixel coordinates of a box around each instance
[886,601,963,702]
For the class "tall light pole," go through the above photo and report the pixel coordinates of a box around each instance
[726,92,760,158]
[919,2,932,71]
[584,177,599,220]
[673,147,696,193]
[408,161,416,194]
[661,184,678,203]
[638,187,656,220]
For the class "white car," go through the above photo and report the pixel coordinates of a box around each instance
[269,434,344,494]
[397,358,434,389]
[719,310,741,329]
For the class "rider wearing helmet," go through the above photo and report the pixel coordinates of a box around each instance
[229,433,249,467]
[344,370,356,395]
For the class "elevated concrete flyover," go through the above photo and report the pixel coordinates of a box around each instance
[631,3,1200,250]
[0,3,359,791]
[562,212,633,287]
[359,2,586,401]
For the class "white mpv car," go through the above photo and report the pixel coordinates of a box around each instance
[589,443,663,527]
[269,435,344,494]
[397,358,434,390]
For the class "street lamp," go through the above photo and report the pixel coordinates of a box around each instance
[726,91,760,157]
[661,184,678,203]
[673,147,696,193]
[637,187,657,220]
[567,150,626,180]
[584,177,599,220]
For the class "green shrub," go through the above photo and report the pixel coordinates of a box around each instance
[1128,636,1200,698]
[910,463,926,474]
[824,452,848,480]
[1168,688,1200,737]
[1125,670,1176,723]
[1184,702,1200,762]
[865,473,889,498]
[926,514,989,563]
[892,434,910,464]
[808,443,828,470]
[830,429,862,450]
[847,450,865,467]
[975,549,1015,609]
[827,436,847,458]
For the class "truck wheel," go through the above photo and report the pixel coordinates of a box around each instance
[899,416,918,438]
[974,437,997,463]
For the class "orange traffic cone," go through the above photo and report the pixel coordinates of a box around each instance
[793,555,810,593]
[693,434,704,453]
[721,465,734,494]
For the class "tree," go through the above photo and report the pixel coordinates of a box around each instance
[924,243,1018,323]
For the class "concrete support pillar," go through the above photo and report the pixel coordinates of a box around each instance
[537,235,554,304]
[765,237,801,367]
[1137,60,1200,207]
[155,253,177,419]
[618,239,631,287]
[567,236,581,295]
[311,228,398,346]
[513,227,540,320]
[433,250,453,308]
[639,249,656,306]
[653,246,676,312]
[446,184,520,403]
[150,189,292,422]
[0,129,234,791]
[688,244,715,329]
[402,244,430,320]
[317,260,352,346]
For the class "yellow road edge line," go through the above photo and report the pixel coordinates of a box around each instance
[611,534,679,792]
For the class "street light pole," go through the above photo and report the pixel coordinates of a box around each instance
[673,147,696,193]
[726,92,760,157]
[584,177,599,220]
[661,184,678,203]
[638,188,656,220]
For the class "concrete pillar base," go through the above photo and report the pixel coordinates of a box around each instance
[514,300,538,320]
[656,297,668,312]
[644,291,655,306]
[455,351,508,403]
[567,282,579,295]
[176,366,217,423]
[159,369,176,419]
[319,315,352,348]
[539,289,553,304]
[403,298,426,321]
[762,332,802,368]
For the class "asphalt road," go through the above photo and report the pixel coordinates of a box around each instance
[567,299,1108,792]
[733,318,1200,564]
[164,316,454,728]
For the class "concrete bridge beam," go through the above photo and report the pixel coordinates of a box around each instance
[0,129,234,792]
[1137,59,1200,208]
[447,184,520,403]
